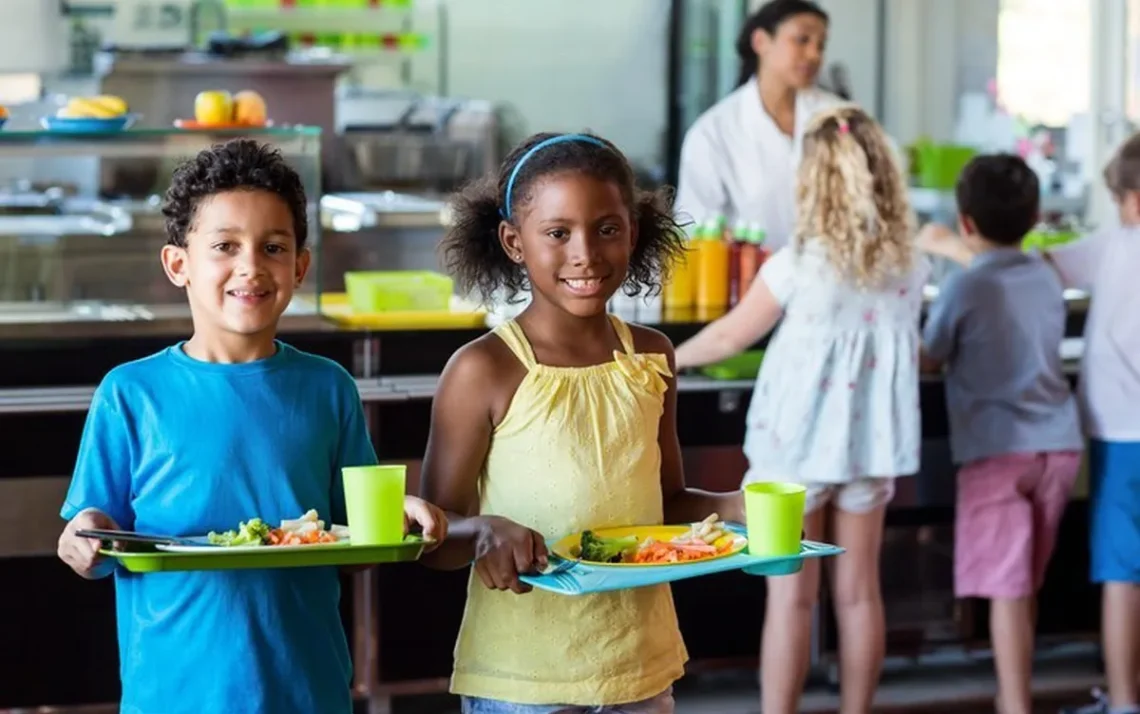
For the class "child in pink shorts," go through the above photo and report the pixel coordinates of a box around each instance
[919,154,1084,714]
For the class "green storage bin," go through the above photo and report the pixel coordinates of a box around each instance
[700,350,766,381]
[1023,230,1079,252]
[343,271,453,313]
[916,144,977,190]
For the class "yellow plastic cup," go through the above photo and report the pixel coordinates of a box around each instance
[744,482,807,557]
[342,465,406,545]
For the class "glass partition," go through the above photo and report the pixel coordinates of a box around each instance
[0,125,323,328]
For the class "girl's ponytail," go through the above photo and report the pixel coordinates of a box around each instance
[795,105,914,289]
[440,175,523,304]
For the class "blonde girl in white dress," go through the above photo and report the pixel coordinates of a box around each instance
[675,104,927,714]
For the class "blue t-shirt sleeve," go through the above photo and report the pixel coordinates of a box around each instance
[61,381,134,528]
[922,272,966,363]
[330,372,378,525]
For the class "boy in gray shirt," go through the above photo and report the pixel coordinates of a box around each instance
[919,154,1083,714]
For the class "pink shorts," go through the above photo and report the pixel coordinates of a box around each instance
[955,450,1081,599]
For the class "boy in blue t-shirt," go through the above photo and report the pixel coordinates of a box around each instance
[55,138,447,714]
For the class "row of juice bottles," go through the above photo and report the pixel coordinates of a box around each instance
[664,217,772,310]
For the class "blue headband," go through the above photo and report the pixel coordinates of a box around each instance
[500,134,609,220]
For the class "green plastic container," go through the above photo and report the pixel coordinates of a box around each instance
[343,271,453,314]
[915,144,977,190]
[744,482,806,557]
[1022,229,1079,252]
[100,537,428,573]
[700,350,765,381]
[342,464,407,545]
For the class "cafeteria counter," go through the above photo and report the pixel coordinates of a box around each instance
[0,313,1097,712]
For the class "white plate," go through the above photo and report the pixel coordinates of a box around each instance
[157,531,351,553]
[157,533,351,549]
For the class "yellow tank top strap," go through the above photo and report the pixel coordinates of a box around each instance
[493,320,537,370]
[608,314,637,356]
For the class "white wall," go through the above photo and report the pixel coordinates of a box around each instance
[813,0,882,114]
[439,0,669,170]
[0,0,1005,176]
[882,0,999,146]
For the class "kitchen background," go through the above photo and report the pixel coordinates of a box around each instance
[0,0,1130,220]
[0,2,1136,712]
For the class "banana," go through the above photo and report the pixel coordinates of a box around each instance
[57,95,128,119]
[91,95,128,115]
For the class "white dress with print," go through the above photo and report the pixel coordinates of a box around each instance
[743,242,929,485]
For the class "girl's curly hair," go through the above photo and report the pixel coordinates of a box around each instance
[440,132,686,304]
[794,104,915,288]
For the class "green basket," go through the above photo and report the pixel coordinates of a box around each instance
[700,350,765,381]
[1023,230,1079,252]
[343,271,453,314]
[915,144,977,190]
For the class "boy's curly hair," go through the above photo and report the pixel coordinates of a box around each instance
[440,132,686,304]
[162,138,309,249]
[795,104,914,288]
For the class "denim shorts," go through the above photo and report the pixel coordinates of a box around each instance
[461,688,674,714]
[1089,439,1140,584]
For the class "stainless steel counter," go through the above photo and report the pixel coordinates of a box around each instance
[0,304,335,340]
[0,341,1085,415]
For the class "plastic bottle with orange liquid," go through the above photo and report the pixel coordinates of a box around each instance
[694,217,730,310]
[664,224,699,311]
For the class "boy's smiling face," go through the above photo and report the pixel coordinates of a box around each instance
[161,189,309,345]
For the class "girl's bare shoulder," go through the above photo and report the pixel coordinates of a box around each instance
[443,331,526,387]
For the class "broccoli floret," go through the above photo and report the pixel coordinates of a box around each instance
[579,530,640,563]
[207,518,270,547]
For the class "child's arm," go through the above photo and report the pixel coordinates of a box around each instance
[639,326,746,525]
[1040,231,1106,290]
[419,340,548,593]
[674,249,791,370]
[917,223,975,266]
[58,382,134,580]
[918,348,943,375]
[920,272,967,374]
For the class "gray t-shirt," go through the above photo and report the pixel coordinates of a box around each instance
[922,248,1082,464]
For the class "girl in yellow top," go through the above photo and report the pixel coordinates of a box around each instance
[421,132,745,713]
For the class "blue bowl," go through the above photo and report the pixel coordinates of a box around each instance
[40,113,138,133]
[0,118,6,130]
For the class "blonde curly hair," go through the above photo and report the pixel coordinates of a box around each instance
[794,104,914,288]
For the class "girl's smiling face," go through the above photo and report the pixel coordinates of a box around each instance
[499,171,636,318]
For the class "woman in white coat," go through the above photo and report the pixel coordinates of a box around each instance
[674,0,843,248]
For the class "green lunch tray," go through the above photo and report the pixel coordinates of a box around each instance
[700,350,765,381]
[100,537,429,573]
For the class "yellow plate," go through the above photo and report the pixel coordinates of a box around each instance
[318,292,487,331]
[551,525,747,568]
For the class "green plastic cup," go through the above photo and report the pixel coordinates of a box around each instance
[744,482,807,557]
[342,465,406,545]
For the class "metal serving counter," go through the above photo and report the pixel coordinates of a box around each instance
[0,305,1097,711]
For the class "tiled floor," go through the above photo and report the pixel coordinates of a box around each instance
[376,652,1103,713]
[5,651,1101,714]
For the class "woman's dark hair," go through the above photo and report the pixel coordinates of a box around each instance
[441,132,687,304]
[162,138,309,248]
[736,0,829,87]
